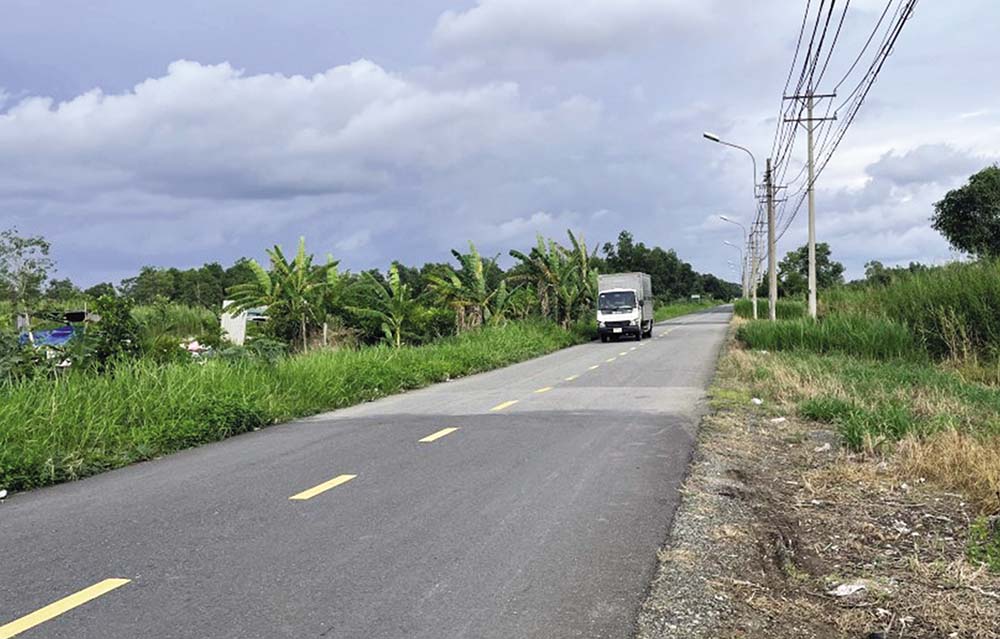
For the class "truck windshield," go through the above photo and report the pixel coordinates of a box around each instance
[598,291,636,311]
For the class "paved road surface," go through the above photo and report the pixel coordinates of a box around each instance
[1,307,731,639]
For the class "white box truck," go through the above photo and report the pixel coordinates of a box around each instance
[597,272,654,342]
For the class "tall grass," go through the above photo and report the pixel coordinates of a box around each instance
[0,321,587,492]
[733,298,806,320]
[737,315,922,361]
[825,260,1000,360]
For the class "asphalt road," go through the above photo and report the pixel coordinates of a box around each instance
[1,306,731,639]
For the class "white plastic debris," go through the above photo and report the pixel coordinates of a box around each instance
[0,489,7,500]
[769,416,787,424]
[813,442,832,453]
[751,397,763,405]
[827,583,866,597]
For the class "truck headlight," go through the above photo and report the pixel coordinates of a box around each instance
[630,318,639,326]
[598,321,605,328]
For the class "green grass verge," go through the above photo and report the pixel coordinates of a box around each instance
[737,350,1000,448]
[654,299,718,322]
[0,321,588,492]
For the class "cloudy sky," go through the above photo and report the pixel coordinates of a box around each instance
[1,0,998,286]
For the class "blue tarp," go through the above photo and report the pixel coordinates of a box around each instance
[19,325,77,347]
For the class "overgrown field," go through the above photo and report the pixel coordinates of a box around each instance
[731,260,1000,515]
[0,321,589,492]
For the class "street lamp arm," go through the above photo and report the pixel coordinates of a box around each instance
[716,140,757,193]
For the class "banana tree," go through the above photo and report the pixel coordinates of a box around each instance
[427,242,505,332]
[225,237,333,352]
[348,264,418,348]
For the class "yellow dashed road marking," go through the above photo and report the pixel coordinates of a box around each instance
[564,375,579,381]
[418,427,459,443]
[605,357,617,363]
[289,474,357,501]
[0,579,131,639]
[534,386,553,394]
[588,365,600,370]
[490,400,519,412]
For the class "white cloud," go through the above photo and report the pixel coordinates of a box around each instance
[0,59,568,205]
[432,0,715,60]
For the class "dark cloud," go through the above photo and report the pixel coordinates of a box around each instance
[0,0,998,286]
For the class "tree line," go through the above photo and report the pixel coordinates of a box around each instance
[1,228,740,350]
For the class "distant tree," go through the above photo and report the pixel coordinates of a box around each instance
[863,260,892,286]
[0,229,54,313]
[931,165,1000,257]
[45,278,82,302]
[601,230,699,301]
[699,273,740,300]
[778,243,845,297]
[85,282,118,299]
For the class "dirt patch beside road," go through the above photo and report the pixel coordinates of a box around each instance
[636,335,1000,638]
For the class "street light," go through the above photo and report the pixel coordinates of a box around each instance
[703,132,757,192]
[705,132,762,319]
[720,215,751,299]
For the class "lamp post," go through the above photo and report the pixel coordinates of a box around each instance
[719,215,750,298]
[723,241,745,298]
[704,132,765,320]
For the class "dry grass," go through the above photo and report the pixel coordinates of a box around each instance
[897,430,1000,513]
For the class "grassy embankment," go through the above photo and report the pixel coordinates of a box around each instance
[653,298,720,322]
[0,321,589,492]
[731,261,1000,568]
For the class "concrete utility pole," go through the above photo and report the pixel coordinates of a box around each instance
[765,159,777,321]
[783,90,836,319]
[750,219,760,319]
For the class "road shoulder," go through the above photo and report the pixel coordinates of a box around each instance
[635,322,1000,639]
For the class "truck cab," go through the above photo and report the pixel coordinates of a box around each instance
[596,273,654,342]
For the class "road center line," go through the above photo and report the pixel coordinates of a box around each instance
[618,351,628,356]
[418,427,459,443]
[534,386,553,394]
[588,365,600,370]
[629,347,637,351]
[289,474,357,501]
[490,400,519,412]
[0,578,131,639]
[605,357,617,363]
[564,375,579,381]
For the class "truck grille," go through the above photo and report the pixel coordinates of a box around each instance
[605,321,631,328]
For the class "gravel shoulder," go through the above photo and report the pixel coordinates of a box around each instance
[636,324,1000,639]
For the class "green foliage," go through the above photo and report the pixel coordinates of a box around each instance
[737,316,921,361]
[733,298,806,320]
[348,264,420,347]
[777,242,845,296]
[0,228,53,310]
[226,238,335,352]
[966,516,1000,573]
[84,295,142,370]
[427,242,507,332]
[0,321,587,492]
[508,231,597,327]
[932,165,1000,258]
